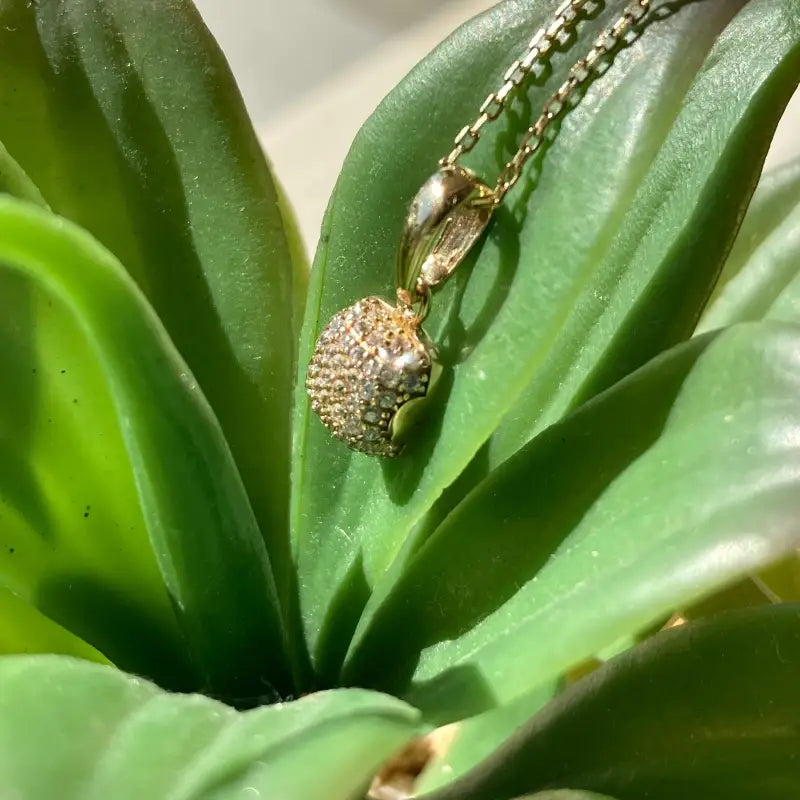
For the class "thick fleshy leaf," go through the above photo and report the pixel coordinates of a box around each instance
[292,0,800,673]
[424,606,800,800]
[516,794,619,800]
[0,232,193,684]
[0,198,290,700]
[0,141,47,208]
[415,680,560,795]
[0,655,420,799]
[0,137,188,681]
[698,156,800,332]
[343,321,800,721]
[0,0,306,597]
[0,587,109,664]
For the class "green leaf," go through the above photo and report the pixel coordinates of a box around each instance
[416,680,560,795]
[0,140,47,209]
[0,654,420,800]
[0,122,190,685]
[0,587,109,664]
[514,793,619,800]
[343,321,800,721]
[0,247,192,686]
[0,0,306,599]
[698,155,800,332]
[292,0,800,674]
[424,606,800,800]
[0,197,290,700]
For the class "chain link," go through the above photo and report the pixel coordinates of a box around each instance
[442,0,651,202]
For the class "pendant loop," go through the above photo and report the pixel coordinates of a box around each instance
[397,164,495,303]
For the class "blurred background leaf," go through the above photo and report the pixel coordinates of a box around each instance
[415,679,561,794]
[0,142,48,208]
[0,655,420,800]
[0,198,291,700]
[0,587,109,664]
[517,793,620,800]
[423,606,800,800]
[0,0,306,606]
[0,155,196,686]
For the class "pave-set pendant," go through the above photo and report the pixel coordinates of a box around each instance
[306,297,431,457]
[306,164,495,457]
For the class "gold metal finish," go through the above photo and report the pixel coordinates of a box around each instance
[307,0,652,457]
[397,164,496,306]
[442,0,651,201]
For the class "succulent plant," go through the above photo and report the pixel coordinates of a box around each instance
[0,0,799,798]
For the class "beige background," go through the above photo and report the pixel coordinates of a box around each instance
[194,0,800,254]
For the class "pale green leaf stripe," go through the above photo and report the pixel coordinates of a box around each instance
[766,268,800,322]
[344,322,800,721]
[0,198,290,699]
[0,655,420,800]
[698,156,800,333]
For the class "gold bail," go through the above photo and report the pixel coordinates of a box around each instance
[397,164,496,304]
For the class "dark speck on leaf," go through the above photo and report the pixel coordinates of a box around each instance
[61,369,66,374]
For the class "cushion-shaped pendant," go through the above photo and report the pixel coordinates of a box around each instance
[306,296,431,457]
[307,165,494,457]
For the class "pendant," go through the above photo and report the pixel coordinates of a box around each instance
[306,297,431,457]
[307,164,495,457]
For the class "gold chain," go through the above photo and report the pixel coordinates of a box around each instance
[306,0,664,457]
[442,0,651,202]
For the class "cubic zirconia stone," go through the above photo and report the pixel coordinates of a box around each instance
[380,393,397,409]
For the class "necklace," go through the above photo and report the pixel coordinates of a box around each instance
[306,0,650,457]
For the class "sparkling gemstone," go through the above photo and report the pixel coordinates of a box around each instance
[379,368,401,389]
[363,408,380,424]
[403,374,423,393]
[363,358,381,377]
[343,418,362,438]
[396,350,422,372]
[380,393,397,409]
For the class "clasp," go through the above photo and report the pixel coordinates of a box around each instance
[397,164,496,306]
